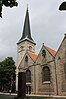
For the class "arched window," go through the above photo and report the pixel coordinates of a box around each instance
[29,46,32,51]
[26,70,31,83]
[64,63,66,79]
[42,66,50,82]
[25,56,28,62]
[42,50,46,58]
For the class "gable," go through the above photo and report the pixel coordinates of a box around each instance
[55,35,66,57]
[18,44,56,68]
[35,44,56,64]
[18,51,36,69]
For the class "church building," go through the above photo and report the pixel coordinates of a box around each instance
[16,8,66,96]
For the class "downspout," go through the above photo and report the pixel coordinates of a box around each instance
[54,57,58,95]
[34,62,36,94]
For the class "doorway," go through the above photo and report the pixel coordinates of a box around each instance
[26,86,31,94]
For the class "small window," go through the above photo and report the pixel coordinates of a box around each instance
[25,56,28,62]
[42,66,50,82]
[65,50,66,57]
[58,56,61,60]
[64,63,66,79]
[42,50,46,58]
[20,46,24,50]
[29,46,32,51]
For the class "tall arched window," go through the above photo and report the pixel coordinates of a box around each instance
[42,66,50,82]
[26,70,31,83]
[64,63,66,79]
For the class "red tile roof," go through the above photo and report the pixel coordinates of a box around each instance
[28,51,37,62]
[28,46,56,62]
[45,46,56,56]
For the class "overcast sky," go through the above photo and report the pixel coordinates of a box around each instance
[0,0,66,62]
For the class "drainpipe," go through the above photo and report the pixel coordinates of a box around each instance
[34,62,36,94]
[54,57,58,95]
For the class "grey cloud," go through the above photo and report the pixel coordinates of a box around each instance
[0,0,66,61]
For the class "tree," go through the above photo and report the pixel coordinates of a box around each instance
[59,1,66,10]
[0,57,16,92]
[0,0,18,17]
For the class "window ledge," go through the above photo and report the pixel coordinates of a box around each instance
[43,81,50,84]
[26,82,31,85]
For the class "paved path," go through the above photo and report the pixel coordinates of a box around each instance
[0,94,15,99]
[0,92,66,99]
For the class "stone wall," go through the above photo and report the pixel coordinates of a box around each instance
[35,45,57,95]
[55,35,66,95]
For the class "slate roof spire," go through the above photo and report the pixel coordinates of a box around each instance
[19,7,36,45]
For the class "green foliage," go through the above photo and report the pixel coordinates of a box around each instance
[59,1,66,10]
[0,0,18,17]
[0,57,16,91]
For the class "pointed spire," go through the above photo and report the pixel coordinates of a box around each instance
[27,4,28,11]
[19,7,35,44]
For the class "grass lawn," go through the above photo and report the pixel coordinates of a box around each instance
[0,94,52,99]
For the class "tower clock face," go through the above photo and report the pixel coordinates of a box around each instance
[42,50,46,58]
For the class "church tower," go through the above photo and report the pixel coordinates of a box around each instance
[16,8,36,91]
[17,8,36,65]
